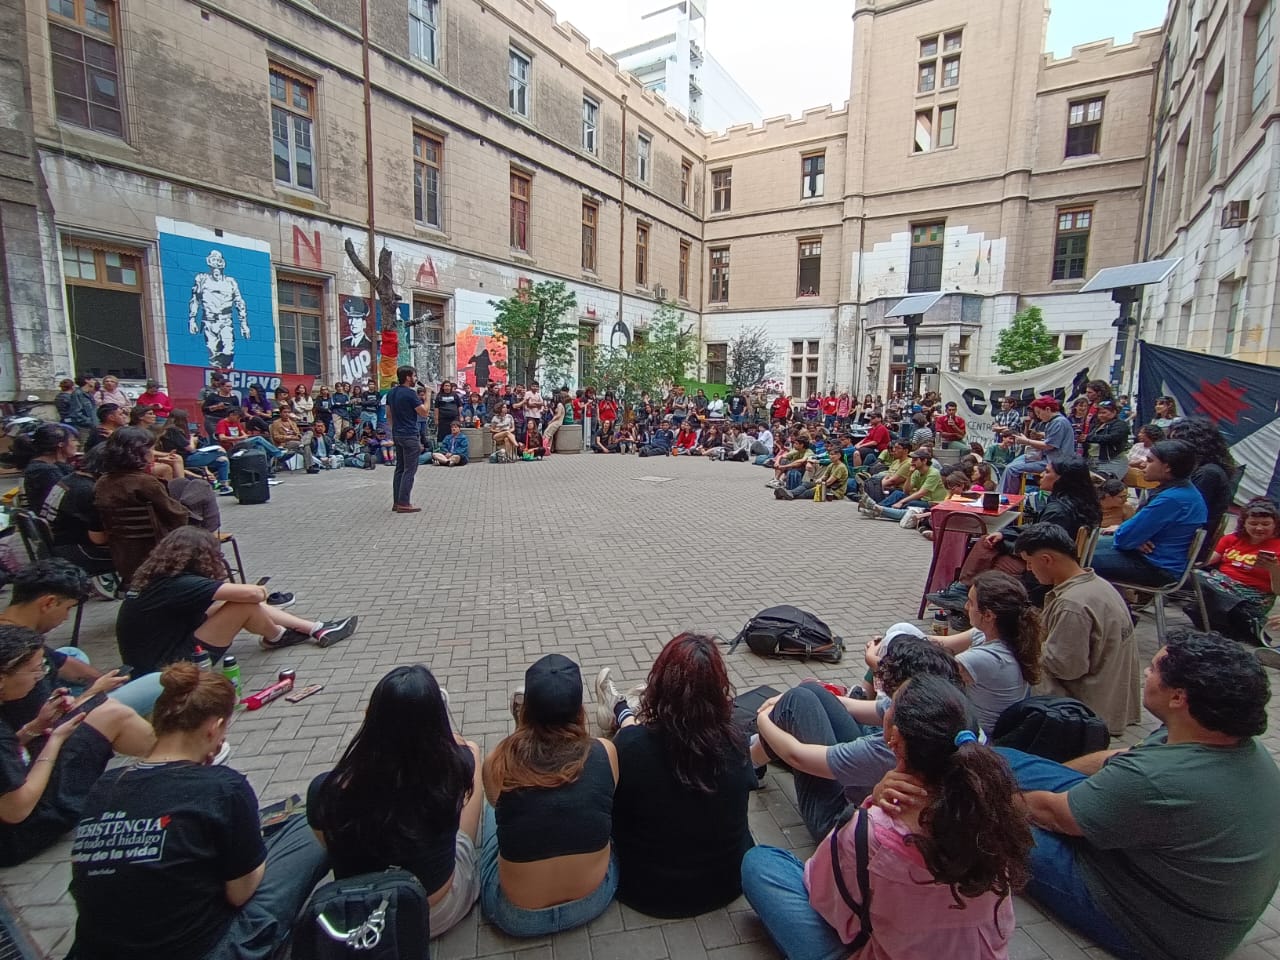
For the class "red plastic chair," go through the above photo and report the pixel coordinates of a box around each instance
[918,511,988,618]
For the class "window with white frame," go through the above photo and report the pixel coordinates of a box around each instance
[637,133,652,182]
[408,0,438,65]
[269,66,316,191]
[509,48,530,117]
[801,153,825,198]
[1065,97,1104,158]
[582,96,598,153]
[1252,0,1276,116]
[790,340,821,399]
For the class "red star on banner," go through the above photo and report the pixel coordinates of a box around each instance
[1190,378,1250,424]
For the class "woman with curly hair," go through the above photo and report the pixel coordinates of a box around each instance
[1168,416,1235,560]
[481,654,618,936]
[115,527,358,674]
[596,633,756,918]
[742,673,1031,960]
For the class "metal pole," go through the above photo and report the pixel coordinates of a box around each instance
[903,315,921,399]
[359,0,379,391]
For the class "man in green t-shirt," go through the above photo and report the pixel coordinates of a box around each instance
[864,448,943,518]
[774,457,849,501]
[994,632,1280,960]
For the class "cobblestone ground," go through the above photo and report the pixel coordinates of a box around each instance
[7,452,1280,959]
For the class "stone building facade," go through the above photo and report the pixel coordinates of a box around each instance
[15,0,1164,398]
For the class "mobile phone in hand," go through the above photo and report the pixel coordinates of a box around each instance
[1261,550,1277,562]
[256,576,271,586]
[108,665,133,680]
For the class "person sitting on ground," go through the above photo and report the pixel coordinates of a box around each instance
[616,420,637,454]
[1098,478,1134,528]
[1092,439,1207,589]
[115,527,358,674]
[744,674,1031,960]
[490,402,518,461]
[672,420,699,456]
[933,400,967,449]
[85,402,127,452]
[692,423,724,457]
[69,662,328,960]
[1191,497,1280,647]
[748,423,775,462]
[991,632,1280,960]
[639,419,674,457]
[1000,397,1075,494]
[310,664,483,938]
[482,654,619,936]
[775,450,849,502]
[307,422,340,469]
[1014,523,1140,735]
[0,624,155,866]
[984,431,1018,468]
[592,424,617,454]
[856,439,913,502]
[335,425,367,468]
[721,425,752,462]
[269,407,316,474]
[932,571,1042,732]
[15,423,77,512]
[1168,417,1235,561]
[159,409,233,495]
[432,420,470,467]
[93,427,191,586]
[765,436,815,489]
[596,633,756,918]
[752,636,963,842]
[861,447,943,518]
[1080,400,1131,478]
[849,412,891,467]
[1123,422,1162,486]
[41,446,114,578]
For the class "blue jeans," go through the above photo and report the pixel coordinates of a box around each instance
[186,449,230,484]
[1001,455,1046,493]
[58,648,163,717]
[881,490,906,508]
[1089,541,1176,588]
[479,806,617,937]
[995,749,1141,960]
[741,845,847,960]
[392,438,421,505]
[877,499,929,521]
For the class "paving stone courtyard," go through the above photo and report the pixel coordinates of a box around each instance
[6,451,1280,959]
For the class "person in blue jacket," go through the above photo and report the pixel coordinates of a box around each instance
[431,420,470,467]
[1091,439,1207,587]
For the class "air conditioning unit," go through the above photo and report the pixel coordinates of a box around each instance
[1221,200,1250,229]
[653,284,668,301]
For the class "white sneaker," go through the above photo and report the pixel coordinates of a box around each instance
[596,667,623,735]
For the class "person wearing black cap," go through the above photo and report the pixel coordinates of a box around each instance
[480,654,618,936]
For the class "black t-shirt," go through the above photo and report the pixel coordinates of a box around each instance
[387,385,422,439]
[23,461,71,513]
[434,392,462,422]
[158,425,192,457]
[611,725,756,918]
[70,762,266,960]
[201,393,240,420]
[1193,463,1232,559]
[0,647,67,731]
[41,472,102,549]
[729,396,747,416]
[115,574,223,674]
[360,393,382,414]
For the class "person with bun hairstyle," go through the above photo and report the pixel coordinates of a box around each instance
[309,664,484,937]
[742,674,1032,960]
[0,625,155,866]
[69,662,328,960]
[481,654,619,936]
[14,423,78,512]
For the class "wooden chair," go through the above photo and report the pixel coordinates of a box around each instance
[11,509,86,647]
[100,503,162,588]
[1108,529,1209,644]
[918,512,988,618]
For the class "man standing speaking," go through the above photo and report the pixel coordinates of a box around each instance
[387,365,430,514]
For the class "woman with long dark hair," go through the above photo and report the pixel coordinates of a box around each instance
[1168,417,1235,559]
[434,380,463,442]
[481,654,618,936]
[116,527,357,674]
[158,409,233,494]
[596,633,756,918]
[69,662,327,959]
[309,665,483,936]
[14,423,77,511]
[742,674,1031,960]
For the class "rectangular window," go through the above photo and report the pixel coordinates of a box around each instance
[61,238,146,378]
[942,56,960,88]
[1057,333,1084,356]
[410,296,444,383]
[277,276,324,376]
[917,31,960,98]
[412,130,442,228]
[509,48,530,117]
[709,247,730,303]
[1052,207,1092,281]
[581,200,597,273]
[681,160,692,206]
[712,168,731,212]
[801,153,825,199]
[1225,278,1245,354]
[270,67,316,191]
[1065,97,1104,158]
[678,241,690,299]
[914,104,956,153]
[797,239,821,296]
[1206,73,1225,179]
[582,96,598,153]
[937,105,956,148]
[790,339,820,399]
[636,223,649,287]
[578,323,596,383]
[637,133,652,182]
[47,0,124,136]
[908,221,944,292]
[1253,0,1276,115]
[706,343,727,384]
[943,30,963,51]
[918,62,936,93]
[408,0,438,65]
[510,169,531,252]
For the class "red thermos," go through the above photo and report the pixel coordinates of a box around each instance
[242,669,296,710]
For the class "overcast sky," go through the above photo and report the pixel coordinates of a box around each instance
[546,0,1169,126]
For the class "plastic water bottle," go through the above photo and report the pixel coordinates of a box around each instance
[192,645,212,671]
[220,655,242,698]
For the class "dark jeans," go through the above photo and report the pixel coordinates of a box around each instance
[1090,541,1176,588]
[995,749,1142,960]
[392,438,422,505]
[761,682,869,841]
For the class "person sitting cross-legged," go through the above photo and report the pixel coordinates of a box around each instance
[774,451,849,502]
[849,412,891,467]
[742,674,1032,960]
[1014,523,1141,735]
[765,436,815,490]
[986,632,1280,960]
[269,407,316,474]
[431,420,470,466]
[860,447,943,519]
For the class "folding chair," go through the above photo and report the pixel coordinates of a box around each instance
[1108,529,1209,645]
[100,503,162,588]
[218,532,246,582]
[11,509,87,647]
[918,512,988,618]
[1075,526,1102,567]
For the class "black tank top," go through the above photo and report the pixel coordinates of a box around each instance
[495,740,613,862]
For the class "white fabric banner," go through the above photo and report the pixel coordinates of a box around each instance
[940,342,1114,450]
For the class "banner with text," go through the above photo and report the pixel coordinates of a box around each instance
[940,342,1113,449]
[164,364,315,422]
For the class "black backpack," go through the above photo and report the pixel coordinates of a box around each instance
[294,869,430,960]
[992,696,1110,763]
[730,605,844,663]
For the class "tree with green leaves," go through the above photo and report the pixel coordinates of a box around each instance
[991,306,1061,373]
[728,326,779,391]
[586,302,698,400]
[490,280,578,386]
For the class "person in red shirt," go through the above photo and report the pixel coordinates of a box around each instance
[136,379,173,420]
[932,401,967,450]
[821,392,839,429]
[770,395,791,423]
[672,422,699,456]
[597,393,619,435]
[1195,497,1280,644]
[850,412,892,467]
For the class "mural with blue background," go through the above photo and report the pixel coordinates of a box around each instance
[157,217,277,372]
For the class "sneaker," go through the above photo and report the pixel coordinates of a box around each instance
[266,592,295,608]
[215,484,235,496]
[266,478,283,486]
[90,572,120,601]
[305,465,321,475]
[765,479,782,489]
[260,627,311,650]
[595,667,624,735]
[510,686,524,722]
[858,493,874,515]
[211,741,232,766]
[313,616,358,648]
[926,583,969,611]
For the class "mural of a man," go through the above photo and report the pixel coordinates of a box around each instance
[468,348,492,388]
[342,298,373,351]
[188,250,250,369]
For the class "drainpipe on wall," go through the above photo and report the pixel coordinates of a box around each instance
[618,95,628,353]
[359,0,379,380]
